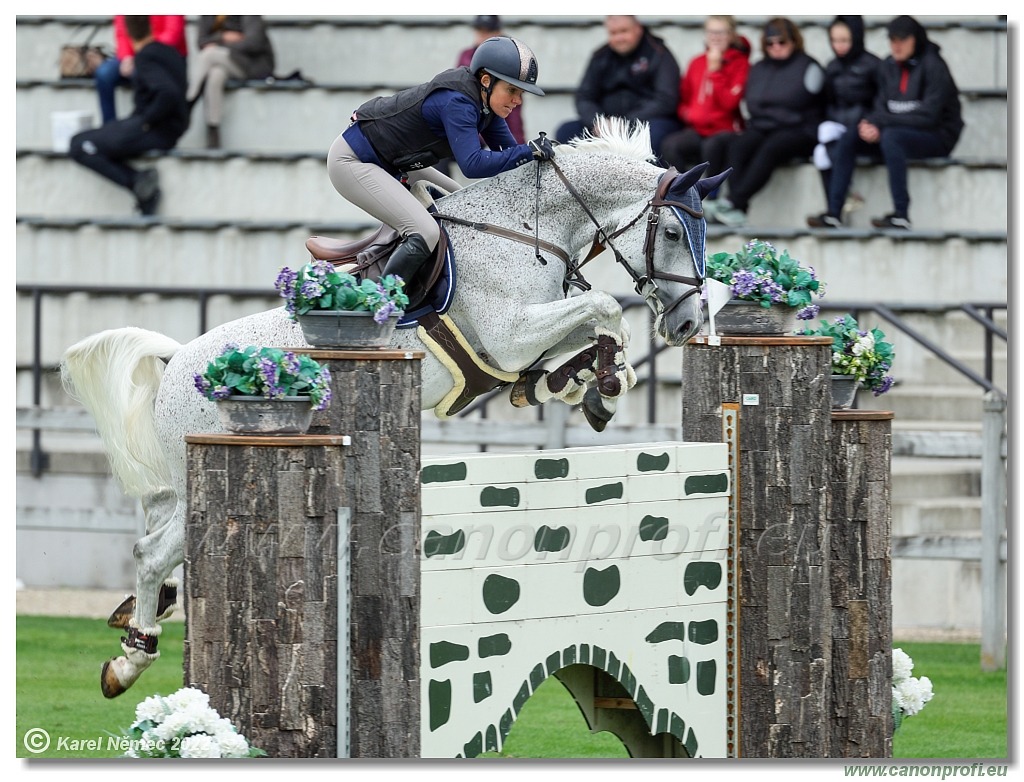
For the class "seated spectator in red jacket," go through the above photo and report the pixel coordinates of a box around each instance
[556,16,682,159]
[660,16,751,174]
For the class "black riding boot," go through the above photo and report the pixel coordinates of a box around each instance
[381,233,432,286]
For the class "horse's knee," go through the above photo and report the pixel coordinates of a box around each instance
[134,507,185,575]
[589,291,622,323]
[619,317,632,348]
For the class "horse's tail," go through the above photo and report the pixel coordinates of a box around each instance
[60,327,183,498]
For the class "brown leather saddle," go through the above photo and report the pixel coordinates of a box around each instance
[305,222,450,312]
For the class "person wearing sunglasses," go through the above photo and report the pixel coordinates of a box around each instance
[704,17,825,227]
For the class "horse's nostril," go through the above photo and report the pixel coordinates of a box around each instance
[678,320,695,336]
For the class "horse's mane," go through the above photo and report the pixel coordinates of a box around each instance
[555,115,658,164]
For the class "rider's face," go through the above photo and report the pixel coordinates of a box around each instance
[485,79,524,118]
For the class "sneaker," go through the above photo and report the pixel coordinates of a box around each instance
[714,203,747,228]
[132,168,161,216]
[206,124,221,150]
[133,168,159,201]
[871,213,911,230]
[136,188,162,216]
[806,212,842,229]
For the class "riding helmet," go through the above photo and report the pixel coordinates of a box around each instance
[470,36,545,95]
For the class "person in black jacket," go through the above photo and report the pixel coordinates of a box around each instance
[68,15,188,215]
[808,15,964,230]
[555,16,682,157]
[706,18,825,227]
[806,16,881,226]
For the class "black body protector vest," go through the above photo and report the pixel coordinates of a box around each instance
[355,67,493,172]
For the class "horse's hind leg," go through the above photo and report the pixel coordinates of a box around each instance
[101,495,185,698]
[106,488,180,629]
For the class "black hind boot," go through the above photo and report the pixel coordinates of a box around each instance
[381,233,432,286]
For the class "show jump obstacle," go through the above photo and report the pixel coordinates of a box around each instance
[183,337,893,758]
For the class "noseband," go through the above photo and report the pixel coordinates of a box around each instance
[548,162,704,318]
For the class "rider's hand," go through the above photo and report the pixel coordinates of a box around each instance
[530,135,555,161]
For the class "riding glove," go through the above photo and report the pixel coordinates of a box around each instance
[530,135,555,161]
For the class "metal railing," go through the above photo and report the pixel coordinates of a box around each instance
[17,284,1007,466]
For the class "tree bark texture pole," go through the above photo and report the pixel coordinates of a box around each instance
[681,335,834,758]
[184,433,346,758]
[306,348,422,758]
[185,348,423,758]
[828,410,894,758]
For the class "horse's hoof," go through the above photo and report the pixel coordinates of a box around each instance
[582,388,613,432]
[107,595,135,629]
[156,583,178,621]
[107,583,178,629]
[100,658,127,699]
[509,370,546,408]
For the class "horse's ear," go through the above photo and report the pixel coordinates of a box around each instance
[695,167,732,201]
[668,163,710,199]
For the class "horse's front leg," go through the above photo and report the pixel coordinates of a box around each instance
[101,497,185,698]
[496,292,636,426]
[486,289,624,372]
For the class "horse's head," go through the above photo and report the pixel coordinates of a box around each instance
[610,162,731,346]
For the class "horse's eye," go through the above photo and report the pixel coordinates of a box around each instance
[664,227,681,241]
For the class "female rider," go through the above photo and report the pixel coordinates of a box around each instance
[327,35,554,286]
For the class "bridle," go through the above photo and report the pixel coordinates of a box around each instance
[433,159,706,319]
[545,161,705,319]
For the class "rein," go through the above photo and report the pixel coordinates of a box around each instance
[435,159,705,313]
[547,160,706,317]
[430,214,571,268]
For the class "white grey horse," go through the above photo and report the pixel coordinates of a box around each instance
[60,116,728,698]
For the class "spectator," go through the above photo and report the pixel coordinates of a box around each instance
[93,15,187,125]
[807,15,963,230]
[328,36,550,288]
[705,17,825,228]
[660,15,751,174]
[555,15,681,157]
[458,16,525,143]
[806,16,880,226]
[186,16,275,149]
[69,16,189,216]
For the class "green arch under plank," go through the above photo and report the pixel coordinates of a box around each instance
[454,642,700,758]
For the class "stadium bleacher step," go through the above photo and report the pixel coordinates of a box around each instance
[16,150,1008,231]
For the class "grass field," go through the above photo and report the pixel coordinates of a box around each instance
[15,616,1008,760]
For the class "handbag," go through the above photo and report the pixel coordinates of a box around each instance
[59,24,112,79]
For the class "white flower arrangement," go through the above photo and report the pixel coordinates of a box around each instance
[121,686,265,758]
[892,648,934,732]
